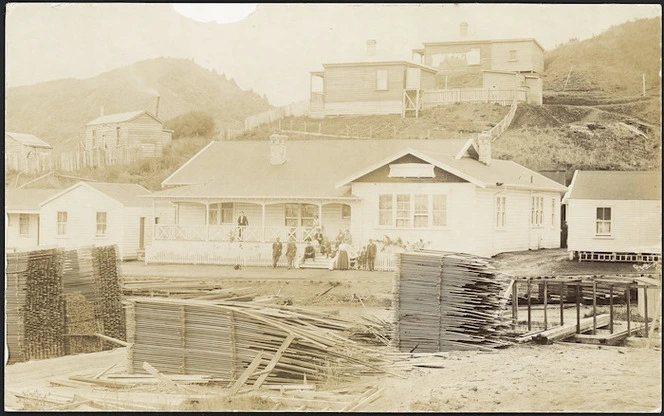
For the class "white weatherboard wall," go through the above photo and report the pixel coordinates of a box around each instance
[6,213,40,252]
[567,199,662,253]
[351,182,482,256]
[40,185,125,257]
[122,206,153,259]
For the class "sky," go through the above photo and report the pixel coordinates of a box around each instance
[5,3,662,106]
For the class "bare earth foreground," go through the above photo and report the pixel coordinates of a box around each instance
[4,249,662,412]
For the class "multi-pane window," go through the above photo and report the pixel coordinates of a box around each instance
[208,205,219,225]
[341,204,351,219]
[379,195,393,226]
[531,196,544,227]
[376,69,388,90]
[432,195,447,227]
[284,204,317,227]
[413,195,429,228]
[96,212,107,236]
[396,195,411,228]
[496,196,506,228]
[19,214,30,236]
[57,211,68,235]
[221,203,234,224]
[596,207,612,235]
[379,194,448,228]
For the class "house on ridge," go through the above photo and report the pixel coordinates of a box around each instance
[143,133,567,269]
[563,170,662,262]
[84,109,173,158]
[5,132,54,173]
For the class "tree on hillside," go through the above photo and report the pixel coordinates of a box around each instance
[165,111,215,139]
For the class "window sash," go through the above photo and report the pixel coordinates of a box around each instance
[379,195,393,226]
[300,204,316,227]
[19,214,30,236]
[341,204,351,219]
[396,195,411,228]
[432,194,447,227]
[57,211,67,235]
[96,212,107,236]
[531,196,544,226]
[221,203,234,224]
[496,196,506,228]
[596,207,612,235]
[208,205,219,225]
[413,195,428,228]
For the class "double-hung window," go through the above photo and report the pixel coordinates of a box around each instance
[395,195,411,228]
[208,205,219,225]
[596,207,612,236]
[57,211,68,236]
[19,214,30,236]
[96,212,107,236]
[379,194,448,228]
[531,196,543,227]
[379,195,393,226]
[413,195,429,228]
[496,196,506,228]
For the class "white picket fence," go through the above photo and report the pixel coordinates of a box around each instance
[421,87,527,109]
[244,100,310,131]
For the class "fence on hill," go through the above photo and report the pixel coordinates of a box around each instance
[5,146,143,174]
[243,100,310,132]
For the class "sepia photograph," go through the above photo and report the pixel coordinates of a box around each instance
[4,2,662,412]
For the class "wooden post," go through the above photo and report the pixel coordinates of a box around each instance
[559,282,565,326]
[527,279,532,331]
[127,302,136,374]
[543,280,548,330]
[626,286,631,336]
[592,281,597,335]
[511,280,518,329]
[644,285,649,337]
[576,283,581,334]
[642,73,646,97]
[609,285,614,334]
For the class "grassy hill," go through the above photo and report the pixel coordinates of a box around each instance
[5,57,272,151]
[543,17,661,96]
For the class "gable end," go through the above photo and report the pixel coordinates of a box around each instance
[352,154,468,183]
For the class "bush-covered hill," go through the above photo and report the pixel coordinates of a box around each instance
[5,57,272,151]
[543,17,661,96]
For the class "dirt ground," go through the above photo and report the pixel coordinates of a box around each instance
[4,248,662,412]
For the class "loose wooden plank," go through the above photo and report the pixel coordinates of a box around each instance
[533,314,610,344]
[95,333,131,347]
[253,334,295,389]
[264,384,315,391]
[227,352,264,396]
[142,361,195,393]
[93,363,117,379]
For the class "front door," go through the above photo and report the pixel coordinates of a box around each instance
[139,217,145,249]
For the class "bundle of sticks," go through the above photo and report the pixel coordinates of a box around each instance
[393,251,513,353]
[129,298,394,385]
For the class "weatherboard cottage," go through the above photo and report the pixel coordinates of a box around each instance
[5,188,60,252]
[563,170,662,262]
[5,132,54,173]
[143,134,567,268]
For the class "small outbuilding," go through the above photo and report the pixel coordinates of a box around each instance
[38,182,156,260]
[563,170,662,262]
[5,188,60,252]
[5,132,53,173]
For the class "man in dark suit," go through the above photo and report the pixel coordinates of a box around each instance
[272,237,283,268]
[237,211,248,240]
[366,239,377,271]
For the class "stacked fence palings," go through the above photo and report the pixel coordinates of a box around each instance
[131,298,390,384]
[6,252,29,364]
[21,248,67,360]
[394,251,513,353]
[92,245,126,348]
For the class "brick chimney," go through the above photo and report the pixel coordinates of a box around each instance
[270,133,288,165]
[366,39,377,57]
[477,132,491,166]
[460,22,468,38]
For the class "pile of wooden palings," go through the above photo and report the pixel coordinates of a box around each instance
[122,279,258,301]
[393,251,514,353]
[129,297,394,385]
[5,251,30,364]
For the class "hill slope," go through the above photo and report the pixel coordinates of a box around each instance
[543,17,661,96]
[5,57,272,151]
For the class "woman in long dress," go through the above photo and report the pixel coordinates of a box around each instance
[336,243,350,270]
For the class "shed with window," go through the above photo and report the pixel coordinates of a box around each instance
[563,170,662,261]
[5,188,60,252]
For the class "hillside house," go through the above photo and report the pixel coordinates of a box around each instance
[5,132,53,173]
[563,171,662,262]
[310,40,438,118]
[144,134,567,268]
[38,182,173,260]
[84,110,173,158]
[5,188,60,252]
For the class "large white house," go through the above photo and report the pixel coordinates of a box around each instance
[143,134,567,268]
[563,170,661,262]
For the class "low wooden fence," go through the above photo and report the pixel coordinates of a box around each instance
[421,87,527,109]
[5,153,54,174]
[58,147,141,172]
[243,100,310,131]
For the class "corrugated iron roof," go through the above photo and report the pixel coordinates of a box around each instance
[86,110,161,126]
[5,188,61,212]
[153,139,566,200]
[565,171,661,201]
[5,132,53,149]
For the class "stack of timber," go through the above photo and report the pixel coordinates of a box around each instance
[123,279,257,301]
[393,251,513,353]
[5,245,126,364]
[129,298,393,385]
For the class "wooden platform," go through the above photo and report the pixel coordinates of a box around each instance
[570,323,645,346]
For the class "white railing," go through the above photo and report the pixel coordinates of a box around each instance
[487,95,520,142]
[243,100,311,131]
[155,224,321,243]
[421,88,527,109]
